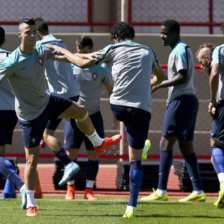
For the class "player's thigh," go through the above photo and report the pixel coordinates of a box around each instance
[110,104,151,149]
[59,102,87,120]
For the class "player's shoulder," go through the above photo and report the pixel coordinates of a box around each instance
[213,44,224,54]
[36,34,65,47]
[171,40,190,57]
[0,47,21,68]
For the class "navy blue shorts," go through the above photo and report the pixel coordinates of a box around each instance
[211,100,224,144]
[45,96,79,131]
[110,104,151,149]
[19,95,72,148]
[162,95,198,140]
[0,110,17,146]
[64,111,104,150]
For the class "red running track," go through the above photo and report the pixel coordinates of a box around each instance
[1,164,218,198]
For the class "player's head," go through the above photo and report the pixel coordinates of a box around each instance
[160,20,180,48]
[34,17,49,38]
[196,43,215,73]
[110,22,135,43]
[76,35,93,53]
[18,18,37,48]
[0,26,6,46]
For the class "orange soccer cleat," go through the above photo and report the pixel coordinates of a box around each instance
[94,134,122,153]
[65,185,75,200]
[26,207,38,217]
[84,188,97,200]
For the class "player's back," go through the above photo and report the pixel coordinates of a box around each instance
[100,40,155,113]
[36,34,80,98]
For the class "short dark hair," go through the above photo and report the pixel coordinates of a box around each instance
[19,18,35,26]
[162,20,180,34]
[0,26,5,46]
[76,35,93,49]
[36,21,49,35]
[110,22,135,41]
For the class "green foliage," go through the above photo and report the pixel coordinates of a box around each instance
[0,196,224,224]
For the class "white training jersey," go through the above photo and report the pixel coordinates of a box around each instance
[166,40,196,105]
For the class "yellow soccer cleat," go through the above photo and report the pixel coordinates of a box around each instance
[122,207,136,218]
[140,189,168,201]
[214,189,224,208]
[178,192,206,202]
[142,139,151,160]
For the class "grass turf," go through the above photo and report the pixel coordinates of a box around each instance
[0,196,224,224]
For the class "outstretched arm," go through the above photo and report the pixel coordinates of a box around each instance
[48,45,100,68]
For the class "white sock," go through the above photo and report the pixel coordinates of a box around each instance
[26,190,36,208]
[86,130,103,147]
[218,173,224,183]
[126,205,136,210]
[142,144,146,152]
[193,190,204,195]
[67,180,75,185]
[156,189,167,196]
[86,180,95,189]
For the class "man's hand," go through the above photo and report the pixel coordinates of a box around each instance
[151,85,160,93]
[208,101,216,117]
[47,45,65,55]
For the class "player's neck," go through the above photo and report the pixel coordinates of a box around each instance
[20,44,35,55]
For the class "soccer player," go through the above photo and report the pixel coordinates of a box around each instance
[0,18,121,217]
[141,20,206,202]
[34,18,81,187]
[199,38,224,208]
[0,26,26,209]
[64,35,113,200]
[49,22,165,218]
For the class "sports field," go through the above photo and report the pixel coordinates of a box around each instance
[1,196,224,224]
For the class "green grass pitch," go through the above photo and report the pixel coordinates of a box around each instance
[0,196,224,224]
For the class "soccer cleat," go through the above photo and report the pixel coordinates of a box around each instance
[142,139,151,160]
[65,185,75,200]
[26,207,38,217]
[140,189,168,201]
[214,189,224,208]
[40,139,46,148]
[58,162,80,186]
[19,184,27,210]
[94,134,122,153]
[178,192,206,202]
[84,188,97,200]
[122,207,136,218]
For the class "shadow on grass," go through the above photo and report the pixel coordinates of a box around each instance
[136,214,223,219]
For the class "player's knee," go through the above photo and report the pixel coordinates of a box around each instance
[160,137,169,150]
[76,110,89,123]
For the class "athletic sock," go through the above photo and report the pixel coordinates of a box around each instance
[156,189,167,196]
[26,190,36,208]
[211,146,224,174]
[86,130,103,147]
[220,181,224,190]
[67,180,75,185]
[184,152,203,191]
[0,156,24,190]
[55,148,72,165]
[128,161,143,208]
[158,151,173,190]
